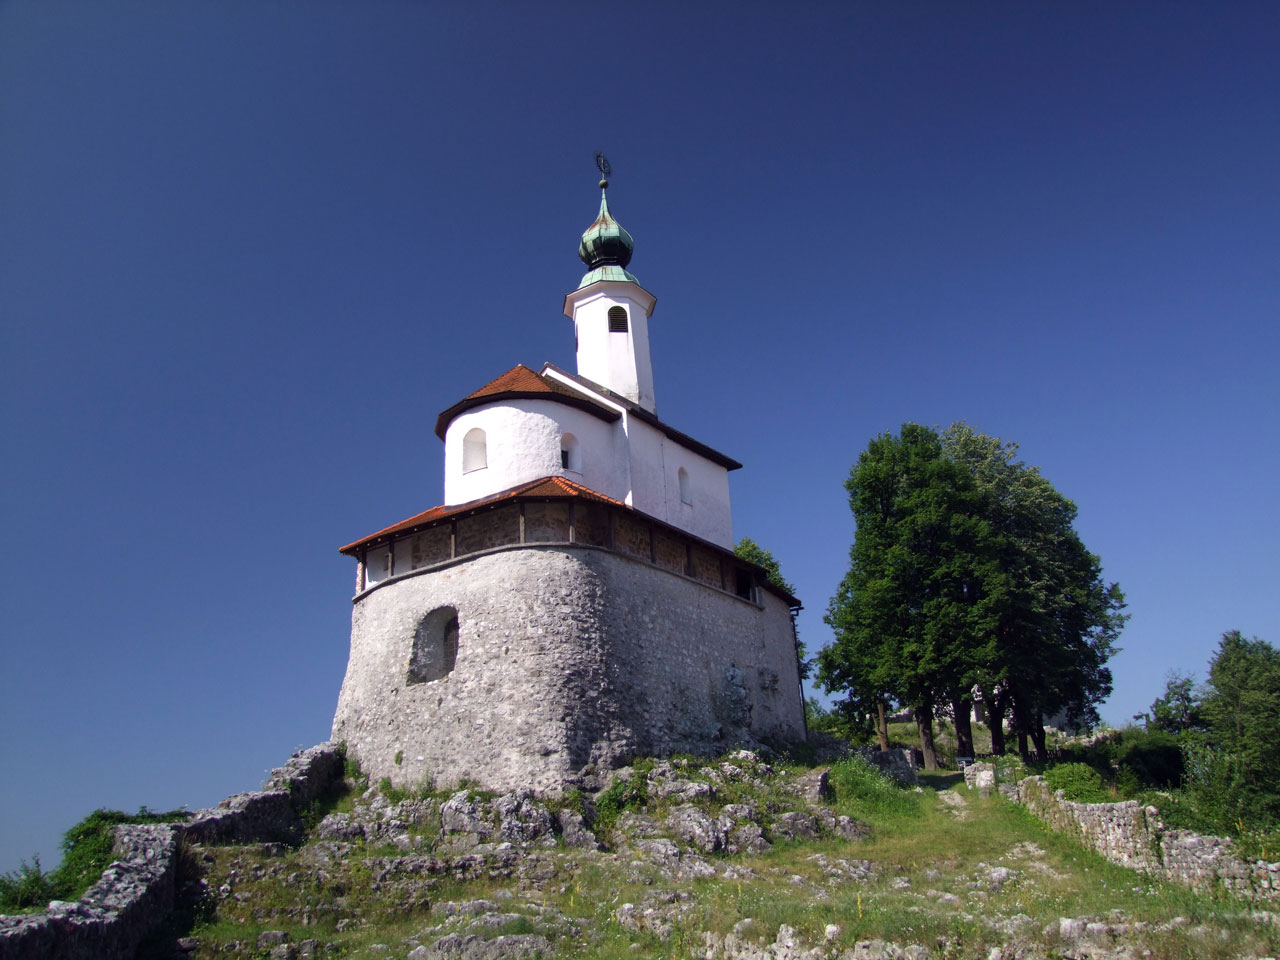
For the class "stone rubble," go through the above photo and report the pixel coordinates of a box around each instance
[0,742,342,960]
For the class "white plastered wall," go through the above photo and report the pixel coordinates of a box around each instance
[568,283,657,413]
[624,416,734,549]
[443,400,624,506]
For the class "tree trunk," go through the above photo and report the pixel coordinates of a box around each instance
[986,688,1007,755]
[915,702,938,771]
[876,698,889,751]
[1030,710,1049,762]
[951,692,975,758]
[1012,696,1032,761]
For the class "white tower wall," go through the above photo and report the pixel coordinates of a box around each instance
[443,400,623,506]
[564,281,658,414]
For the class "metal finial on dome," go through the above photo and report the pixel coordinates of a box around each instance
[577,152,637,287]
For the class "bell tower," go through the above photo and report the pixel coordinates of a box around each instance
[563,168,658,413]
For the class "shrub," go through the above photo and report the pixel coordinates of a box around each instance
[1113,728,1183,792]
[594,769,648,829]
[1044,763,1111,803]
[0,857,59,911]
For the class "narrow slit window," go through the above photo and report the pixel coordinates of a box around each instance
[608,306,628,333]
[678,467,691,505]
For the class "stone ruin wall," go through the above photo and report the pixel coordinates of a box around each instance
[332,545,806,795]
[0,743,344,960]
[1006,773,1280,902]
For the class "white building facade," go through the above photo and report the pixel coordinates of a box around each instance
[333,177,805,791]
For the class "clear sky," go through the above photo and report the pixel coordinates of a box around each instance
[2,1,1277,873]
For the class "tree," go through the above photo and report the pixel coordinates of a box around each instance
[940,423,1125,760]
[821,422,1126,767]
[1146,672,1204,734]
[734,537,796,594]
[819,424,1003,767]
[734,537,809,680]
[1200,630,1280,823]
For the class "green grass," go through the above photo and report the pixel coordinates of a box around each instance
[174,759,1280,960]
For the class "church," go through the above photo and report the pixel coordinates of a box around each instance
[331,173,807,793]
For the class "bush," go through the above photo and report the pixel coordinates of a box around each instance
[594,769,648,829]
[0,857,59,911]
[1113,727,1184,793]
[1043,763,1111,803]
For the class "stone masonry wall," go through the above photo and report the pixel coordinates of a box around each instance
[332,545,806,795]
[1011,774,1280,902]
[0,743,343,960]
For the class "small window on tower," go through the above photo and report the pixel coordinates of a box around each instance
[608,306,628,333]
[462,428,487,473]
[560,433,580,472]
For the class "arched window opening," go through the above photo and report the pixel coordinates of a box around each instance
[678,467,691,505]
[560,433,580,472]
[607,305,629,333]
[407,606,459,684]
[462,428,487,473]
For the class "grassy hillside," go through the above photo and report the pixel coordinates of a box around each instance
[147,752,1277,960]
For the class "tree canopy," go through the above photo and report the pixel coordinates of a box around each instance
[734,537,796,595]
[819,422,1127,764]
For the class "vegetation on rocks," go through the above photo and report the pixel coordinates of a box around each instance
[138,751,1277,960]
[0,807,189,912]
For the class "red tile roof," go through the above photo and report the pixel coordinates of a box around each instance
[338,476,625,556]
[463,364,556,398]
[434,365,620,439]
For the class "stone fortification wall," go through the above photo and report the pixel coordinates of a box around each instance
[1010,774,1280,902]
[332,545,806,794]
[0,743,342,960]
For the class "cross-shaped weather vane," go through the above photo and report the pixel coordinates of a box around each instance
[594,151,611,187]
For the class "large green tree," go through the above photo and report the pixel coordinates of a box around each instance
[940,423,1125,759]
[1200,630,1280,823]
[818,424,1004,767]
[821,422,1125,765]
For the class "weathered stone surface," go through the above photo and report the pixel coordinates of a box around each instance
[666,804,726,853]
[416,932,553,957]
[0,743,344,960]
[1014,775,1280,902]
[853,748,919,785]
[0,823,178,960]
[440,791,495,843]
[494,793,555,846]
[792,768,833,804]
[771,812,821,842]
[332,548,806,795]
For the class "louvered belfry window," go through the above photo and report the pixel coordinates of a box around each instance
[608,306,628,333]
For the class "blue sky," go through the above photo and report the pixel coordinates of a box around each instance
[2,1,1277,873]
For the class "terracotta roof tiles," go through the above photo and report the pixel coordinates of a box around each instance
[434,365,619,439]
[339,476,625,556]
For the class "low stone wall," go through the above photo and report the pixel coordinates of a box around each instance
[0,742,343,960]
[1010,775,1280,902]
[0,824,178,960]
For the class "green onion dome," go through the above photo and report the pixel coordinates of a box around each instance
[577,180,639,288]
